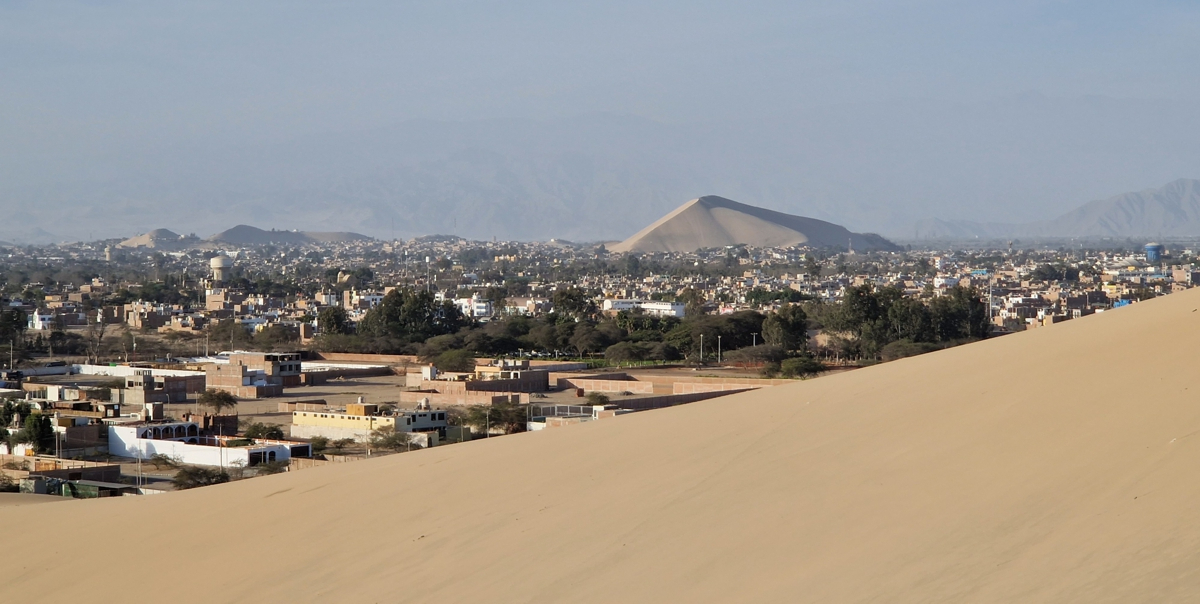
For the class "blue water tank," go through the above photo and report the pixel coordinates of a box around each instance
[1145,243,1164,262]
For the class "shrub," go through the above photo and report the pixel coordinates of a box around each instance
[585,392,610,405]
[780,356,825,379]
[309,435,329,454]
[149,454,179,470]
[879,340,942,362]
[724,345,786,367]
[255,460,289,475]
[172,466,231,490]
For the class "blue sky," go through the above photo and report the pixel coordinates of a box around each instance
[2,1,1199,240]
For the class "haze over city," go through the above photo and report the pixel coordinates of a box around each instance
[4,1,1200,242]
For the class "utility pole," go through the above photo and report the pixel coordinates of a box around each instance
[717,335,722,364]
[699,334,704,364]
[751,333,757,348]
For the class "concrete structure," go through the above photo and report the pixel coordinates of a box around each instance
[210,254,233,283]
[205,352,301,398]
[116,369,194,406]
[420,369,549,394]
[601,299,686,318]
[1145,242,1165,262]
[290,408,448,443]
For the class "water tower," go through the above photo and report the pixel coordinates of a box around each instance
[1145,243,1164,263]
[210,254,233,283]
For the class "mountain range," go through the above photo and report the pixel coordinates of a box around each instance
[117,225,371,249]
[913,179,1200,241]
[7,96,1200,243]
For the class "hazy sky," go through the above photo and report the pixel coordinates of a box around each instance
[3,1,1200,241]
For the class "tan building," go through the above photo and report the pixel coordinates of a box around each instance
[204,352,302,398]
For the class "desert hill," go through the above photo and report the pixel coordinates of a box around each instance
[915,178,1200,240]
[610,195,899,253]
[206,225,372,245]
[117,228,197,249]
[7,290,1200,601]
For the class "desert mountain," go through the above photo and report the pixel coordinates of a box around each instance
[914,178,1200,240]
[117,228,198,249]
[11,286,1200,601]
[206,225,372,245]
[609,195,899,253]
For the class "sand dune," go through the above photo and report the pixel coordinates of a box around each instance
[609,195,899,253]
[117,228,192,249]
[6,291,1200,601]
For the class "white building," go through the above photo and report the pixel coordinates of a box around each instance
[601,299,685,318]
[454,295,494,319]
[108,423,308,467]
[28,310,54,331]
[639,301,686,318]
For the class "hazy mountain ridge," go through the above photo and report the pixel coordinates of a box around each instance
[207,225,371,245]
[913,179,1200,240]
[6,98,1200,242]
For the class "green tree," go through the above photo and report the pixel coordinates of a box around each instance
[464,401,527,435]
[19,414,54,454]
[243,422,285,439]
[569,323,607,357]
[0,309,26,352]
[677,288,707,316]
[604,341,650,364]
[805,255,822,277]
[317,306,352,335]
[432,349,477,373]
[357,288,469,343]
[198,389,238,414]
[761,304,808,352]
[551,287,594,317]
[369,425,410,451]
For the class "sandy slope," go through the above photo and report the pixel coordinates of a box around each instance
[609,195,898,253]
[0,493,65,507]
[6,290,1200,602]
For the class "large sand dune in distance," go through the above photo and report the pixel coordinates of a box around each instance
[7,291,1200,602]
[609,195,899,253]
